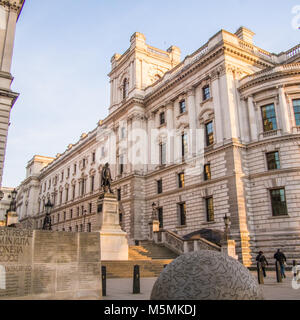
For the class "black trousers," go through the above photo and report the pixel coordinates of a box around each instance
[262,267,267,277]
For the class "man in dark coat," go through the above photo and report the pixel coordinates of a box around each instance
[256,251,269,277]
[274,249,287,278]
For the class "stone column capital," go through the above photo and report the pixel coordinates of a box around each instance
[187,87,195,97]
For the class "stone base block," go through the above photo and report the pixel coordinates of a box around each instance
[100,230,129,261]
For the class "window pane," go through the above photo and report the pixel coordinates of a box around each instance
[206,197,214,222]
[160,143,166,165]
[181,133,188,157]
[179,100,186,113]
[160,112,165,125]
[205,121,214,146]
[270,189,287,216]
[158,207,163,228]
[261,104,277,132]
[266,152,280,170]
[204,164,211,181]
[203,86,210,100]
[293,100,300,126]
[179,203,186,226]
[178,173,184,188]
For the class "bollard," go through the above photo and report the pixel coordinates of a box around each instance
[257,262,264,285]
[275,261,282,283]
[102,266,106,297]
[133,265,140,294]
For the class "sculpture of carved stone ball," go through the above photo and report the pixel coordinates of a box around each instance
[150,250,263,300]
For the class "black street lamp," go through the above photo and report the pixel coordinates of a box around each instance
[0,190,4,201]
[43,199,53,230]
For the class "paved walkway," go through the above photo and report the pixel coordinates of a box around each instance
[103,272,300,300]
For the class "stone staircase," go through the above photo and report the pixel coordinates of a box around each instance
[102,241,179,279]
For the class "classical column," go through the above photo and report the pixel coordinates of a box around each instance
[166,101,174,164]
[247,96,258,141]
[239,98,250,143]
[278,86,291,133]
[127,117,133,173]
[187,87,196,156]
[211,73,224,145]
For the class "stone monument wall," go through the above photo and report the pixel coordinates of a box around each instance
[0,227,102,300]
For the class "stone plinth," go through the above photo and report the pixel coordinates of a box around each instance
[221,239,239,260]
[6,211,18,227]
[0,227,102,300]
[150,250,263,300]
[97,193,128,261]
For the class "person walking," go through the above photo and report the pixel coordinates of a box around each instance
[274,249,287,278]
[256,251,269,277]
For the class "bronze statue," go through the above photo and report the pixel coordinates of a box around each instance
[101,163,113,193]
[42,213,52,230]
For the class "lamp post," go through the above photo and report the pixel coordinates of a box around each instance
[43,198,53,230]
[0,190,4,201]
[5,188,17,227]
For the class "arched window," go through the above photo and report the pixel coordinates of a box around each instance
[123,78,129,99]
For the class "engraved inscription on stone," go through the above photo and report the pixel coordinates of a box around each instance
[0,265,32,298]
[78,263,101,290]
[32,264,56,295]
[56,264,78,292]
[33,231,57,264]
[106,203,117,213]
[0,228,33,264]
[79,233,100,263]
[57,233,78,263]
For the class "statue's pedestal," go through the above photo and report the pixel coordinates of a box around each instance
[221,239,238,260]
[96,193,128,261]
[6,211,18,226]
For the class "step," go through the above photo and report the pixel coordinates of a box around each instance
[102,259,173,279]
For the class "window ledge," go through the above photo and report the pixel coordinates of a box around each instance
[201,221,216,225]
[158,123,167,129]
[177,111,188,119]
[269,215,290,220]
[200,97,213,106]
[176,225,187,229]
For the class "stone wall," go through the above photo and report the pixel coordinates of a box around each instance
[0,227,102,300]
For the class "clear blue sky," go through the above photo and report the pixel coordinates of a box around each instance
[3,0,300,187]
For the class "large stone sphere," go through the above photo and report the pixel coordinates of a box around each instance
[150,250,263,300]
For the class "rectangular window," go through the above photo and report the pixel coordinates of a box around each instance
[80,224,83,232]
[72,185,75,199]
[65,188,69,202]
[178,203,186,226]
[87,223,91,232]
[179,100,186,114]
[67,168,70,177]
[119,212,123,225]
[77,207,79,217]
[75,225,78,232]
[119,155,124,174]
[92,152,96,162]
[204,164,211,181]
[266,152,280,170]
[157,179,163,194]
[293,99,300,126]
[57,213,60,223]
[160,143,166,165]
[178,172,185,188]
[206,197,214,222]
[89,203,92,214]
[81,206,84,215]
[70,209,73,219]
[261,104,277,132]
[121,127,126,139]
[160,112,165,125]
[74,164,77,174]
[158,207,163,228]
[91,176,94,192]
[69,226,72,232]
[63,211,66,221]
[117,188,121,201]
[270,188,288,216]
[181,133,188,158]
[59,191,63,205]
[205,121,214,146]
[61,171,64,181]
[203,85,210,101]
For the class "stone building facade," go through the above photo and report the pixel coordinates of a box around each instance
[0,0,25,186]
[16,27,300,266]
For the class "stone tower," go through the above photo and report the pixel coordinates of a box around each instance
[0,0,25,185]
